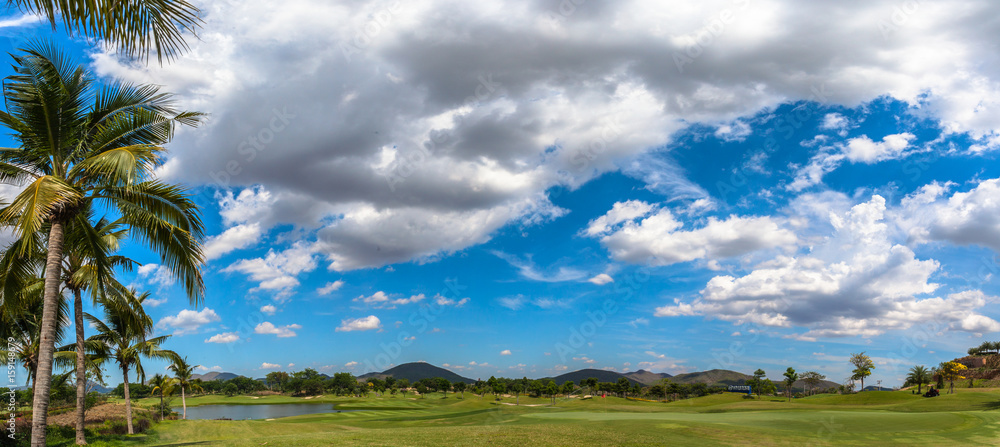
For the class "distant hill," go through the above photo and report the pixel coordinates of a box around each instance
[88,381,112,394]
[544,369,644,386]
[191,372,240,382]
[360,362,475,384]
[670,369,750,386]
[624,370,672,385]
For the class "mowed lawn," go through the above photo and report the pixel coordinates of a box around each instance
[82,390,1000,446]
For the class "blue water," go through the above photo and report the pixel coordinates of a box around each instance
[171,403,362,420]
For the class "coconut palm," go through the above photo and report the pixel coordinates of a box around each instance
[61,214,134,444]
[906,365,931,394]
[87,289,177,435]
[0,42,205,445]
[11,0,201,62]
[149,373,178,419]
[0,276,65,389]
[168,356,203,420]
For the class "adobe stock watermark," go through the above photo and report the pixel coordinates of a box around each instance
[716,84,831,203]
[6,337,18,441]
[673,0,751,74]
[554,261,654,362]
[383,73,501,192]
[878,0,921,40]
[209,107,296,190]
[543,0,590,27]
[341,2,404,62]
[360,279,468,373]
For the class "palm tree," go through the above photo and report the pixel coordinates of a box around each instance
[149,374,178,420]
[906,366,931,394]
[168,356,203,420]
[87,289,177,435]
[0,272,66,389]
[0,43,205,446]
[11,0,201,62]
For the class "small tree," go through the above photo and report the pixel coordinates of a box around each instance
[545,380,559,405]
[939,362,968,394]
[850,352,875,391]
[399,379,409,397]
[782,367,798,402]
[437,377,451,396]
[906,366,930,394]
[562,381,575,396]
[800,371,825,396]
[415,383,428,397]
[748,369,767,399]
[454,381,467,398]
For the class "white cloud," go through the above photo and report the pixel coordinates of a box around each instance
[655,195,1000,339]
[789,133,917,191]
[900,178,1000,253]
[156,308,221,335]
[493,251,586,282]
[336,315,382,332]
[714,120,752,142]
[196,365,223,372]
[434,294,470,307]
[499,349,512,356]
[260,304,277,315]
[587,201,796,266]
[260,362,282,370]
[223,242,318,299]
[628,318,649,328]
[498,295,526,310]
[204,223,263,261]
[587,273,614,285]
[134,263,175,288]
[354,291,427,309]
[205,332,241,344]
[344,361,359,368]
[91,0,1000,274]
[317,280,345,295]
[254,321,302,338]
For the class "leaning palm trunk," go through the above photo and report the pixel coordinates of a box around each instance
[181,386,187,420]
[30,221,66,447]
[74,289,87,445]
[123,366,134,435]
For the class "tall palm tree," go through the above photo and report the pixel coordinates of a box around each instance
[906,365,931,394]
[61,214,134,444]
[0,42,205,446]
[168,356,202,420]
[11,0,201,62]
[87,289,177,435]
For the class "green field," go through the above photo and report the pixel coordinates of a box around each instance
[78,390,1000,446]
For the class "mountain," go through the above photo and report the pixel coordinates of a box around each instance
[624,370,672,385]
[191,372,240,382]
[670,369,750,386]
[545,368,644,386]
[88,381,112,394]
[359,362,475,384]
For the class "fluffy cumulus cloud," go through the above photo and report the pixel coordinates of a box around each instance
[790,133,918,190]
[587,273,614,285]
[899,178,1000,253]
[205,332,241,344]
[156,308,221,335]
[336,315,382,332]
[586,200,797,265]
[222,242,318,299]
[254,322,302,338]
[90,0,1000,276]
[656,195,1000,339]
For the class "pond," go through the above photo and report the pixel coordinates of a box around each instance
[171,403,364,420]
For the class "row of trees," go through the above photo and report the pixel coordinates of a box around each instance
[905,362,969,394]
[967,341,1000,356]
[0,25,208,445]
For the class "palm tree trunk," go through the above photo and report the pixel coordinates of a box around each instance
[123,367,134,435]
[73,288,88,445]
[181,386,187,420]
[30,220,67,447]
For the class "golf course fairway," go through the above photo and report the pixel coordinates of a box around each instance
[89,390,1000,446]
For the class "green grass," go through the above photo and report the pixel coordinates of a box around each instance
[71,390,1000,446]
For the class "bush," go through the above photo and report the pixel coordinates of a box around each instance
[96,415,154,435]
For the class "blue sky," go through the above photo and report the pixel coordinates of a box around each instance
[6,0,1000,388]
